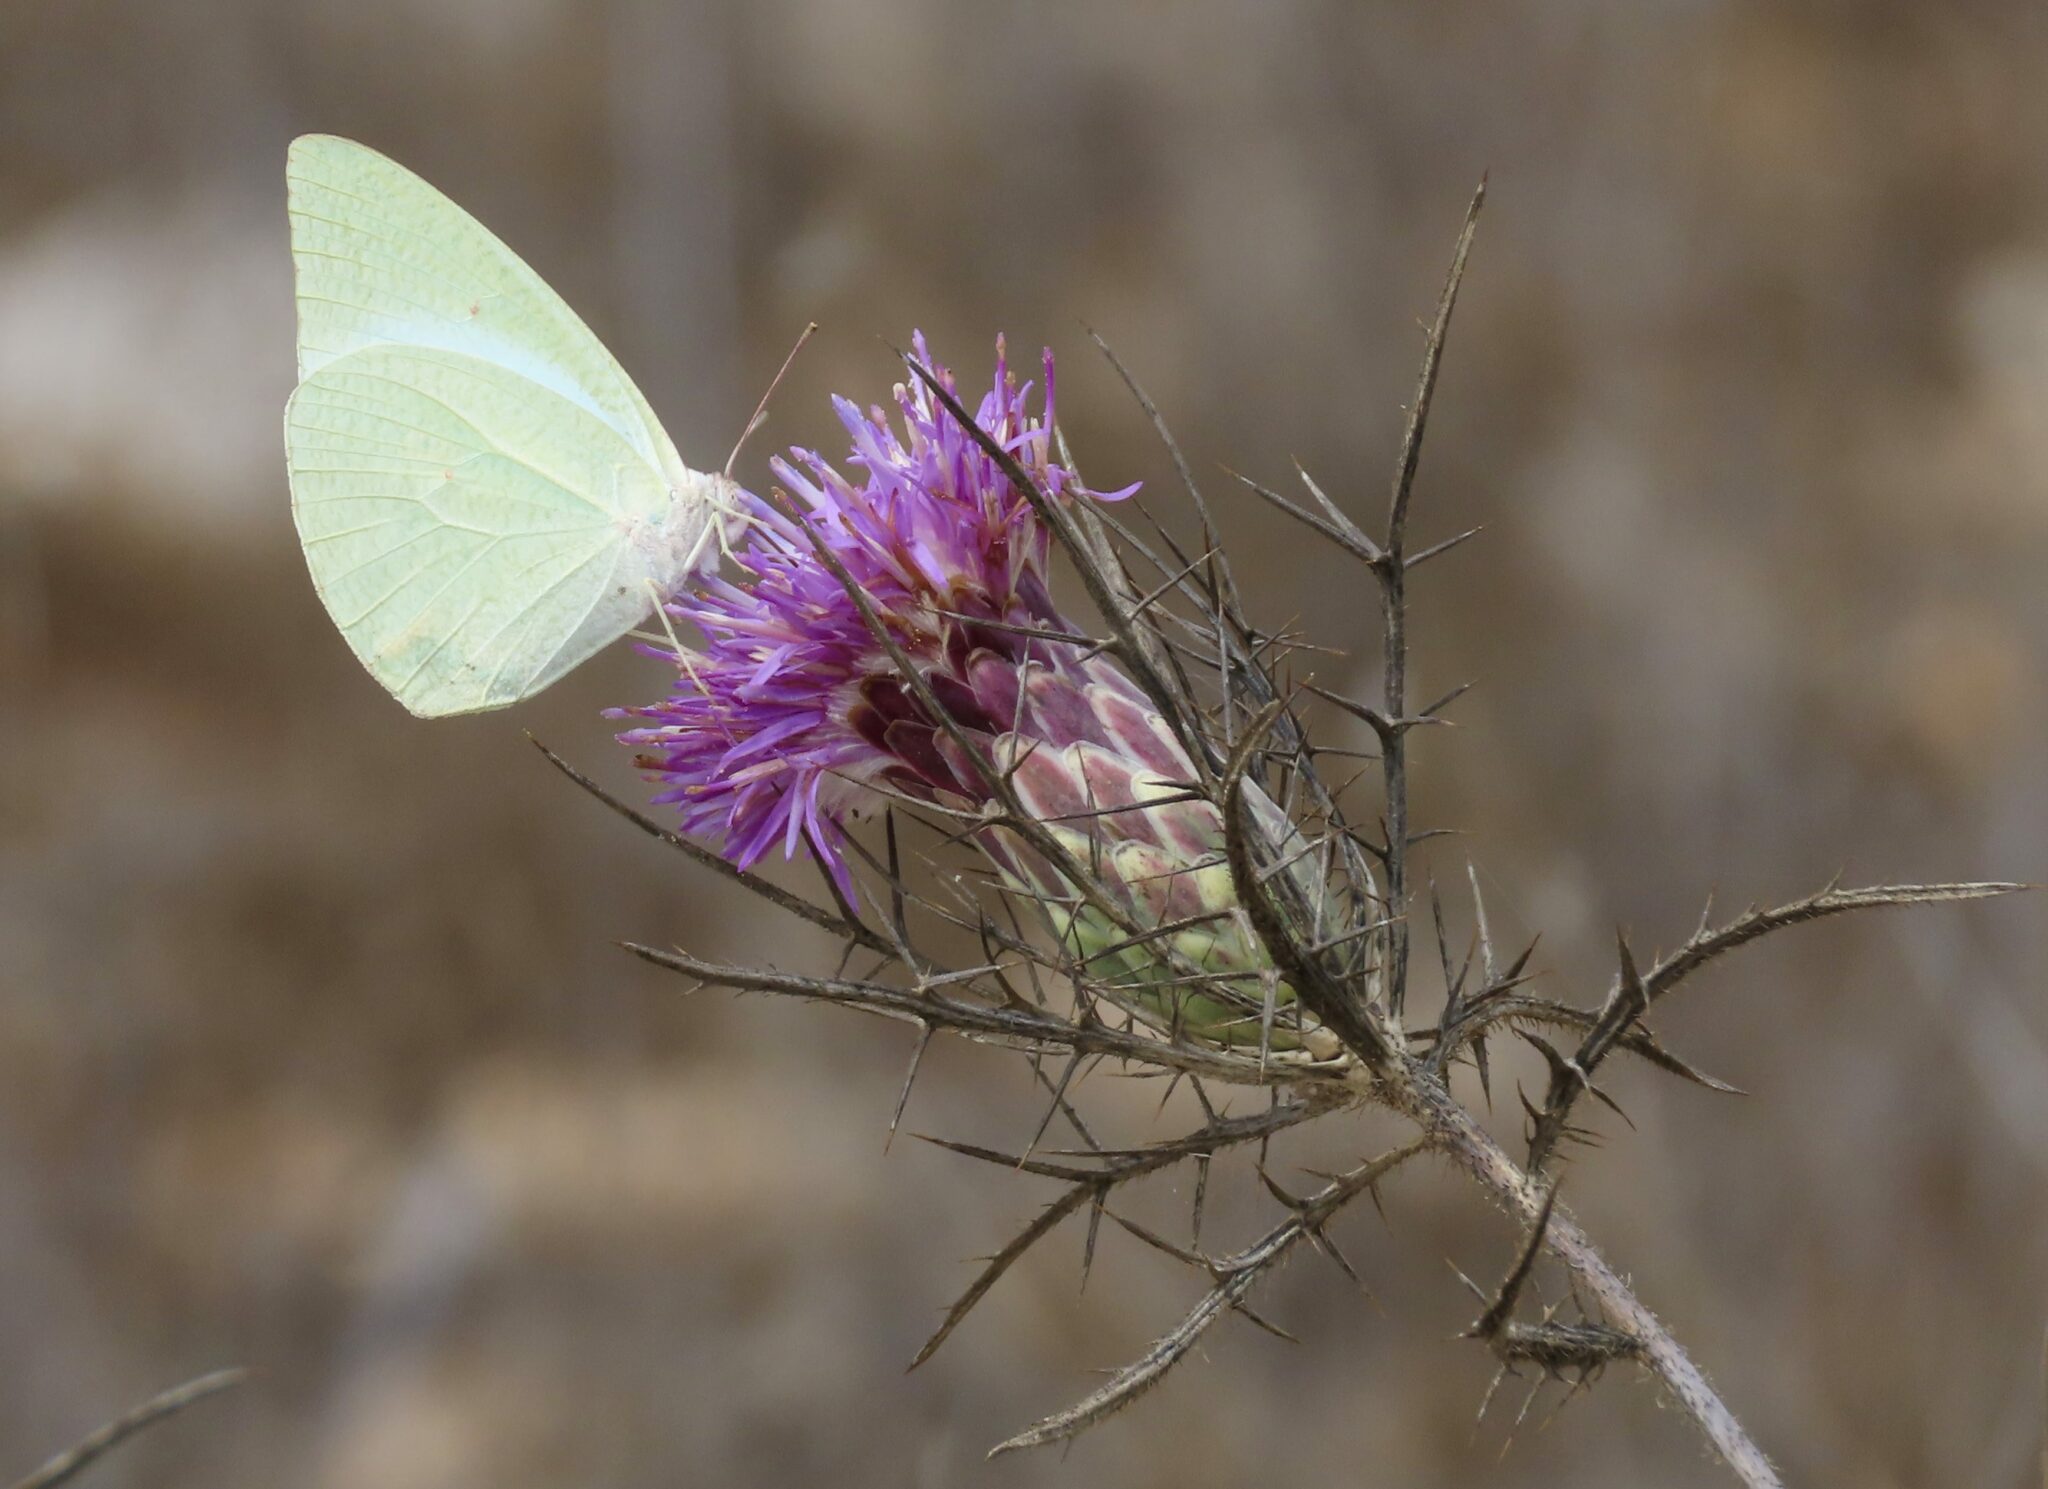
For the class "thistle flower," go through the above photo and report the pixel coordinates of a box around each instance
[616,337,1324,1050]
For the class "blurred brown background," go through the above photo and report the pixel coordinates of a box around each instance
[4,2,2047,1484]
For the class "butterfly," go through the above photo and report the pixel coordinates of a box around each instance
[283,134,735,716]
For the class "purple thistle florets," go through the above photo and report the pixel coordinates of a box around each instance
[613,336,1136,900]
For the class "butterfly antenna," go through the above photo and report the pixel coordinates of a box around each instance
[725,321,818,479]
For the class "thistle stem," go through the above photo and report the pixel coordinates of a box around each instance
[1377,179,1484,1020]
[1384,1062,1783,1488]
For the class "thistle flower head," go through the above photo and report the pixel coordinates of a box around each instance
[617,337,1330,1049]
[614,336,1133,898]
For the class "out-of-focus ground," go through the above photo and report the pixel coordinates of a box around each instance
[4,3,2047,1485]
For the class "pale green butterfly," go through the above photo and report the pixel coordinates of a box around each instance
[283,134,736,716]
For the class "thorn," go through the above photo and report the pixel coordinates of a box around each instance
[1023,1053,1086,1166]
[1449,1258,1490,1307]
[1405,523,1486,569]
[1230,1299,1302,1343]
[1473,1362,1510,1432]
[885,809,910,952]
[1385,177,1485,552]
[885,1023,935,1153]
[1474,1184,1560,1340]
[1081,1188,1106,1292]
[1310,1224,1369,1293]
[1254,1161,1306,1213]
[1419,680,1477,721]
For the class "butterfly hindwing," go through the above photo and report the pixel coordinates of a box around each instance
[287,343,672,716]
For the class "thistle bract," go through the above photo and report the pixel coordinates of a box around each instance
[616,338,1323,1050]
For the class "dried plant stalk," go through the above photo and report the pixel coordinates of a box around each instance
[11,1370,245,1489]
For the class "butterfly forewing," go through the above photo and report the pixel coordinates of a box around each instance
[287,134,685,486]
